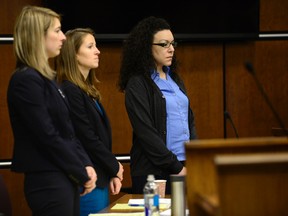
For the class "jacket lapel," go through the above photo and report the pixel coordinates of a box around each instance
[50,80,70,109]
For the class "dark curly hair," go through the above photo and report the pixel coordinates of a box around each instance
[118,16,179,92]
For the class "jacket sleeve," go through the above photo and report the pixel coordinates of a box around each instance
[8,70,91,185]
[62,82,119,177]
[125,76,183,174]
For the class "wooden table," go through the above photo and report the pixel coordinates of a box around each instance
[100,194,171,213]
[99,194,144,213]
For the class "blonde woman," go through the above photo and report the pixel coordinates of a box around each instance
[7,6,96,216]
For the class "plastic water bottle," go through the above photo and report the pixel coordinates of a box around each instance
[143,174,159,216]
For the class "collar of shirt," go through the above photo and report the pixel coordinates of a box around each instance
[150,66,171,80]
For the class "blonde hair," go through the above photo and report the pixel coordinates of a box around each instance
[56,28,101,100]
[14,5,61,80]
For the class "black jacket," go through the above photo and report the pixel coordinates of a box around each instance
[61,80,119,187]
[125,75,197,177]
[7,66,92,186]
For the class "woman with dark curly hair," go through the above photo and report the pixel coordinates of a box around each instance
[118,16,197,194]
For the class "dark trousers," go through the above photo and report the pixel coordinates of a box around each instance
[24,171,80,216]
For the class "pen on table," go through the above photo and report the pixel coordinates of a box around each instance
[128,204,144,207]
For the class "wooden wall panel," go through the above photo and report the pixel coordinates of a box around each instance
[96,43,132,154]
[177,43,224,139]
[260,0,288,31]
[0,170,31,216]
[225,40,288,137]
[223,0,288,138]
[0,0,42,34]
[0,45,15,159]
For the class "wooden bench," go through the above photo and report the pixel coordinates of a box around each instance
[185,136,288,216]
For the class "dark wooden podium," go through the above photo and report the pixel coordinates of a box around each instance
[185,136,288,216]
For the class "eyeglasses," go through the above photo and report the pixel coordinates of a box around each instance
[152,41,177,48]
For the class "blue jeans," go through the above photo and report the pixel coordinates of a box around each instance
[80,187,109,216]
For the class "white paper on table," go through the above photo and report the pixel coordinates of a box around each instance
[160,208,190,216]
[89,212,144,216]
[128,198,171,206]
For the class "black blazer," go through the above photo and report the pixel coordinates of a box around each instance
[61,80,119,187]
[7,66,92,186]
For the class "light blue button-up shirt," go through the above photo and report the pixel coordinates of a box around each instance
[151,67,190,161]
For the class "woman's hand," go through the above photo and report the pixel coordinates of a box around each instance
[81,166,97,196]
[110,177,122,195]
[178,166,187,175]
[116,162,124,181]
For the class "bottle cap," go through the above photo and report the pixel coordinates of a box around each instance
[147,174,155,181]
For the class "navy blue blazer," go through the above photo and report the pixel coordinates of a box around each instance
[7,66,92,186]
[61,80,119,188]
